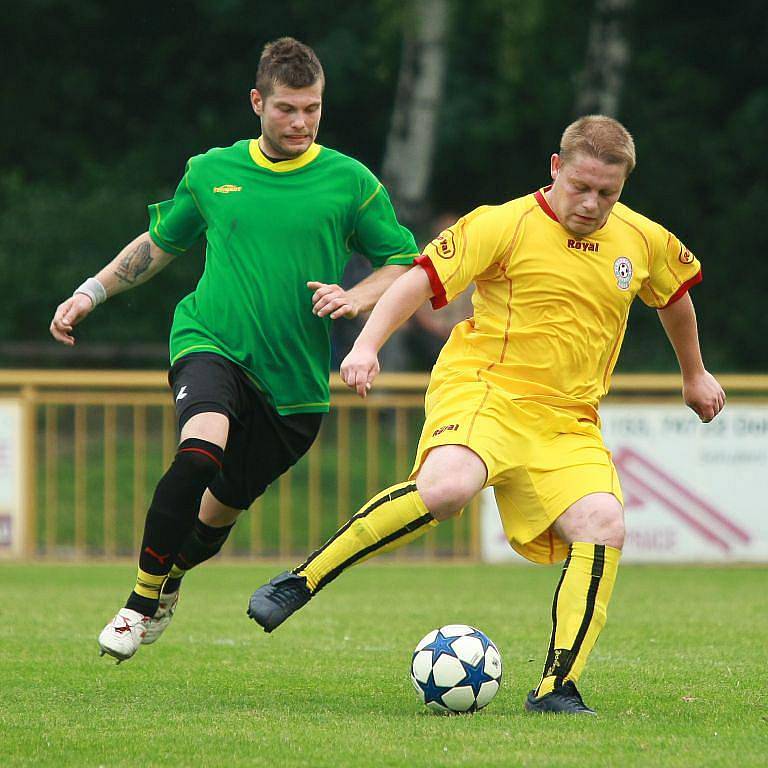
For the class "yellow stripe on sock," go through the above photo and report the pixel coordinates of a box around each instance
[167,564,186,580]
[133,568,166,600]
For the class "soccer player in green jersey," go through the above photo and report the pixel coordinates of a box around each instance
[49,37,418,663]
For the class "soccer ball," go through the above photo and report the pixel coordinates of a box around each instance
[410,624,502,713]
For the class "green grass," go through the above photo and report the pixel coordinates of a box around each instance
[1,563,766,767]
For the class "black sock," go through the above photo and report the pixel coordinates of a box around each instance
[162,519,236,594]
[125,438,223,615]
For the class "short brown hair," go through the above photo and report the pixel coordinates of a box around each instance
[560,115,636,176]
[256,37,324,98]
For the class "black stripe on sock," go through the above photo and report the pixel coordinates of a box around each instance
[314,511,434,593]
[294,483,420,574]
[542,547,573,678]
[560,544,605,679]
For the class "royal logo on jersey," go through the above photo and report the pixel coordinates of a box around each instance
[613,257,633,290]
[431,230,456,260]
[432,423,460,437]
[213,184,243,194]
[679,245,694,264]
[567,238,599,252]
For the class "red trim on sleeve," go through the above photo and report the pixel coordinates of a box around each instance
[534,186,559,222]
[662,269,703,307]
[415,254,448,309]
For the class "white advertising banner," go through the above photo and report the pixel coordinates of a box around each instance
[0,399,23,557]
[481,404,768,563]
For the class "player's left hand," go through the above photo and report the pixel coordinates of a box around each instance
[683,370,726,423]
[307,281,361,319]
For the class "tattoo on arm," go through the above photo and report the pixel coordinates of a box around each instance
[115,242,153,285]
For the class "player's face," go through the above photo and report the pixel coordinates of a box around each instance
[547,153,627,236]
[250,80,323,159]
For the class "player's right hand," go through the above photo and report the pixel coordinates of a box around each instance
[683,369,726,423]
[340,344,380,398]
[49,294,94,346]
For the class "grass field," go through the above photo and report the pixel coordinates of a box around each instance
[1,562,765,767]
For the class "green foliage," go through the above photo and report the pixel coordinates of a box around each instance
[1,563,766,766]
[2,0,766,369]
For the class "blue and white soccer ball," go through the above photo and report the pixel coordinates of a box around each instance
[410,624,502,713]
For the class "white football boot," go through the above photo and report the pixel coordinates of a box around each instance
[142,590,179,645]
[98,608,150,663]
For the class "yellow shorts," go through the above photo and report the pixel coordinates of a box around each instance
[410,379,623,564]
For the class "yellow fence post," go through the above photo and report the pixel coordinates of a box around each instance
[103,405,117,558]
[44,405,58,555]
[20,386,38,558]
[469,495,481,560]
[336,407,350,527]
[133,406,147,552]
[366,407,379,499]
[308,432,321,551]
[162,405,175,468]
[279,472,291,560]
[394,408,408,561]
[74,405,87,559]
[249,497,262,557]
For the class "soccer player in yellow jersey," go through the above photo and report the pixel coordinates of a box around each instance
[248,115,726,714]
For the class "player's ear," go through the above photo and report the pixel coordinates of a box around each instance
[550,153,561,182]
[250,89,263,116]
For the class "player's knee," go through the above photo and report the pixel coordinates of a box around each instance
[417,476,478,521]
[587,505,625,550]
[555,494,625,550]
[415,446,486,521]
[151,440,224,516]
[601,513,625,550]
[167,445,222,487]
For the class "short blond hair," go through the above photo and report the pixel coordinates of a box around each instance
[560,115,636,176]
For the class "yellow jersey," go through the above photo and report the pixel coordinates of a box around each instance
[416,188,702,421]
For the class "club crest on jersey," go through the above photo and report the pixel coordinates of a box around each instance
[679,246,694,264]
[431,230,456,260]
[213,184,242,194]
[613,257,633,290]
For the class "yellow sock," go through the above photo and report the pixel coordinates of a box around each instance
[132,568,166,601]
[536,542,621,697]
[297,481,437,592]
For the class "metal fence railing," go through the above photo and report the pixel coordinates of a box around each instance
[2,370,766,561]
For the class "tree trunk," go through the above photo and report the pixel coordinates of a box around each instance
[574,0,633,117]
[382,0,449,230]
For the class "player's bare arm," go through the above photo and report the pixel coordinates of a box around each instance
[49,232,175,346]
[307,264,410,320]
[657,293,725,422]
[341,266,433,397]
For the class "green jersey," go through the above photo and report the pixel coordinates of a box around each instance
[147,139,417,414]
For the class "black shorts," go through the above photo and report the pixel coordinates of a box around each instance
[168,353,322,509]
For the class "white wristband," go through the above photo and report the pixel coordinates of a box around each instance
[74,277,107,307]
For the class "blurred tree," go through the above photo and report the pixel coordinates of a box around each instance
[0,0,765,371]
[381,0,449,230]
[574,0,632,117]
